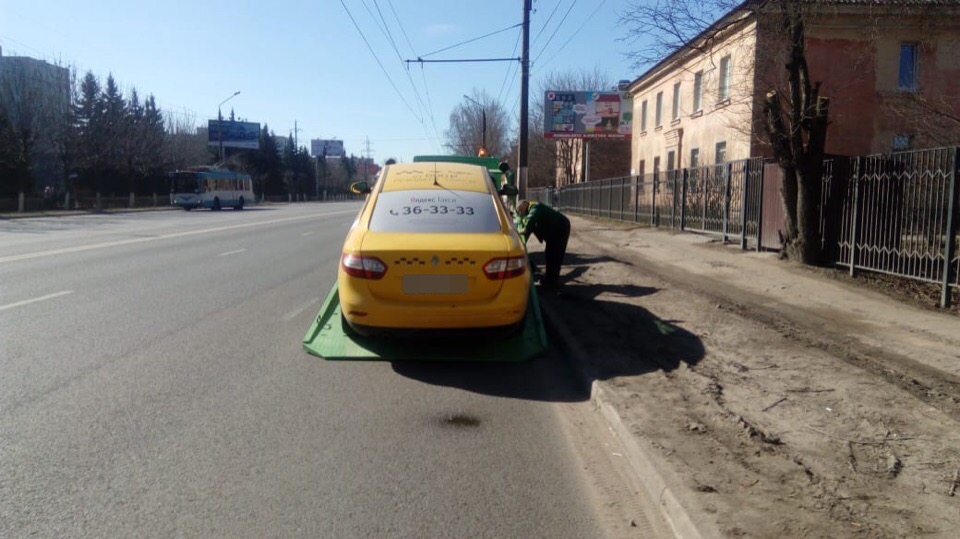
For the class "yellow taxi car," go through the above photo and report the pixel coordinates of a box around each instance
[338,161,528,336]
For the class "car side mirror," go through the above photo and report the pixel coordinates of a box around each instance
[349,181,371,195]
[498,184,518,197]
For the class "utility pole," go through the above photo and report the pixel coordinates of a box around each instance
[518,0,531,197]
[363,137,375,180]
[218,90,241,164]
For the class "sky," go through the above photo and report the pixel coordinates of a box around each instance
[1,0,645,165]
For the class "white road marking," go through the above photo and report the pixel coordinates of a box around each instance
[301,231,314,237]
[0,290,74,312]
[0,210,357,264]
[218,249,247,257]
[282,297,322,322]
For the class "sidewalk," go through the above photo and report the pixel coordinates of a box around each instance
[535,215,960,538]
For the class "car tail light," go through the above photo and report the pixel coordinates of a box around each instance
[483,256,527,280]
[341,253,387,280]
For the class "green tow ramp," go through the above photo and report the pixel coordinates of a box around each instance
[302,282,547,362]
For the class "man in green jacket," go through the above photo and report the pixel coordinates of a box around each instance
[517,199,571,290]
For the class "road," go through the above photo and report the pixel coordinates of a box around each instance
[0,204,668,538]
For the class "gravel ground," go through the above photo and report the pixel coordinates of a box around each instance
[532,215,960,538]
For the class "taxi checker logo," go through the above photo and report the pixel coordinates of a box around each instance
[431,256,440,267]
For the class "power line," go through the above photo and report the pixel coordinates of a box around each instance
[339,0,423,125]
[535,0,606,74]
[357,0,441,148]
[496,29,522,105]
[386,0,417,56]
[419,23,522,58]
[533,0,578,65]
[531,0,562,47]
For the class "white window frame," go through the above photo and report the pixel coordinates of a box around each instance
[672,82,681,120]
[641,100,648,132]
[693,71,703,112]
[655,91,663,128]
[718,55,731,102]
[715,141,727,164]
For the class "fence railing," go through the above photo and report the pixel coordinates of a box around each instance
[530,147,960,307]
[532,157,766,249]
[833,147,960,306]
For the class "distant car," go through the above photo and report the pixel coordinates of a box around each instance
[338,161,527,336]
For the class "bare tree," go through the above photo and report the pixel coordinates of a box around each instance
[0,57,70,201]
[444,89,512,158]
[165,112,209,172]
[620,0,830,264]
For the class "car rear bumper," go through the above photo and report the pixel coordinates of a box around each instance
[339,276,530,330]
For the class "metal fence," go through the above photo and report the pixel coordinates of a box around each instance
[833,147,959,306]
[530,147,959,307]
[532,157,766,249]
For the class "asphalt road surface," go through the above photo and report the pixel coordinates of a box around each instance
[0,204,668,538]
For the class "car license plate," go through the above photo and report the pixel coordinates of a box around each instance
[403,274,468,294]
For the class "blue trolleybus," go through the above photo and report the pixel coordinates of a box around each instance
[169,167,254,211]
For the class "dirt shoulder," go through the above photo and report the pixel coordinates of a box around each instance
[533,216,960,538]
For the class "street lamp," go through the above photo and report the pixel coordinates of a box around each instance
[463,94,486,155]
[218,90,241,164]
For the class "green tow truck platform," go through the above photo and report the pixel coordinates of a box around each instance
[301,281,547,362]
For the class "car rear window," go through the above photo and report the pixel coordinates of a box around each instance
[369,189,501,233]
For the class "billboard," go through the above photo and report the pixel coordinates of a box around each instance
[207,120,261,149]
[543,91,632,139]
[311,139,345,157]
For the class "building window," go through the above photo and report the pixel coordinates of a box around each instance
[690,148,700,169]
[638,159,645,177]
[715,141,727,164]
[693,71,703,112]
[718,55,731,101]
[655,92,663,127]
[892,134,914,151]
[641,100,648,132]
[898,43,918,91]
[653,156,661,177]
[672,82,681,120]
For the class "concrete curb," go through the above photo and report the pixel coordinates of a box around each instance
[539,293,715,539]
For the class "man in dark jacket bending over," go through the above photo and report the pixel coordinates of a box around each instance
[516,199,571,290]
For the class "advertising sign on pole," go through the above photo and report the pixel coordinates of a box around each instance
[543,91,632,139]
[311,139,345,157]
[207,120,261,149]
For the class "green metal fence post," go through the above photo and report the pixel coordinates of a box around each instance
[681,169,688,230]
[723,162,733,243]
[940,146,959,308]
[740,160,751,250]
[620,178,627,221]
[756,162,765,251]
[651,172,658,226]
[634,175,640,223]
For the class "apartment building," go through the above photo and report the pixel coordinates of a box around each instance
[627,0,960,174]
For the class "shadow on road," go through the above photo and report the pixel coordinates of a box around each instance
[391,352,587,403]
[539,280,705,381]
[392,265,705,402]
